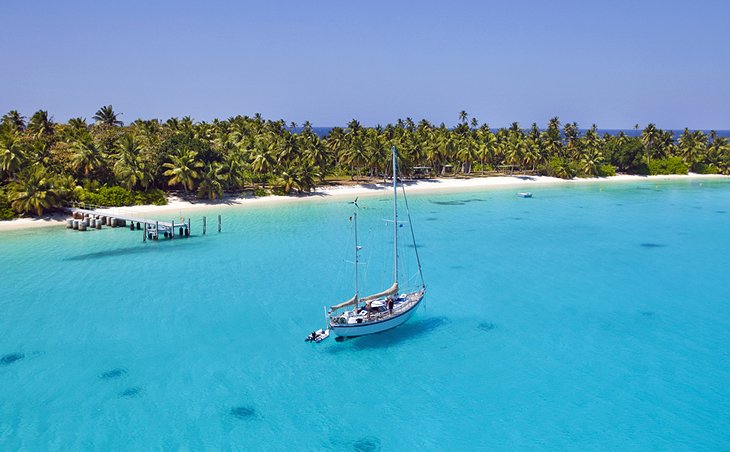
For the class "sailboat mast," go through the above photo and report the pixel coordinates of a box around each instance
[392,146,398,285]
[353,210,359,308]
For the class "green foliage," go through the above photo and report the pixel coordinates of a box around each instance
[2,107,727,202]
[603,136,644,173]
[135,188,167,205]
[77,186,133,206]
[7,166,64,215]
[648,157,688,175]
[160,134,217,165]
[597,164,616,177]
[76,186,167,207]
[691,162,719,174]
[473,163,494,173]
[545,157,577,179]
[254,188,270,197]
[631,162,649,175]
[0,187,15,220]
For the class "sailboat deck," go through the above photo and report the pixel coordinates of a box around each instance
[330,290,424,326]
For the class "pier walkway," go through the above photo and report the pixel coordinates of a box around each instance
[66,202,191,241]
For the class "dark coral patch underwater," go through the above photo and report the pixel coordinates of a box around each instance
[0,353,24,366]
[640,243,666,248]
[230,406,257,420]
[100,368,127,380]
[353,436,381,452]
[119,387,142,398]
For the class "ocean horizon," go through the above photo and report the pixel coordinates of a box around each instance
[296,127,730,139]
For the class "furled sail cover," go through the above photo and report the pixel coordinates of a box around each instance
[360,282,399,303]
[330,294,358,311]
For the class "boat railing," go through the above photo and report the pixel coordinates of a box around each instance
[330,293,421,324]
[359,298,416,322]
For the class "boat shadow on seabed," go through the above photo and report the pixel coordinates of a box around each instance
[325,316,450,352]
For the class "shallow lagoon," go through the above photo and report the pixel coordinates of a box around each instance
[1,179,730,449]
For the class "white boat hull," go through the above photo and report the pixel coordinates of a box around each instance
[330,292,424,337]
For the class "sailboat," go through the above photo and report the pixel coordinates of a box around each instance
[327,146,426,337]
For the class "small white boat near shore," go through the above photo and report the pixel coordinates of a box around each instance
[517,192,533,198]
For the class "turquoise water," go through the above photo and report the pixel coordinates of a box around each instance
[2,179,730,450]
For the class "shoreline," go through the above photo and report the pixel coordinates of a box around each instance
[1,173,727,232]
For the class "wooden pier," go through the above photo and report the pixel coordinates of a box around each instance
[65,203,194,241]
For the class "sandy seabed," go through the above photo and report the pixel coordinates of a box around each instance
[1,174,727,232]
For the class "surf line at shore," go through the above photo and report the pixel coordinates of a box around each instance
[1,173,727,232]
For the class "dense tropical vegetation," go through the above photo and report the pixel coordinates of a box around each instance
[1,106,729,218]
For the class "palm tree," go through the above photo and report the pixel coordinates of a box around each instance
[325,127,346,163]
[2,110,26,132]
[249,139,277,187]
[219,150,246,190]
[162,148,203,192]
[303,137,329,178]
[522,138,540,172]
[276,132,298,166]
[93,105,123,127]
[7,166,63,216]
[580,148,603,176]
[27,110,55,136]
[476,126,496,175]
[62,117,89,141]
[70,136,105,177]
[277,163,318,194]
[28,138,55,171]
[563,122,579,159]
[113,135,146,190]
[0,133,27,177]
[542,117,562,159]
[503,138,523,173]
[196,163,225,199]
[342,121,367,180]
[68,117,88,131]
[503,125,526,173]
[640,123,660,168]
[459,110,468,124]
[679,129,707,167]
[165,117,180,131]
[277,166,303,194]
[456,136,476,174]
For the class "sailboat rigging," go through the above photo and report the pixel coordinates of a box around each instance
[324,145,426,338]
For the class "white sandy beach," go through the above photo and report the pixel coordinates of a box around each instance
[1,173,727,232]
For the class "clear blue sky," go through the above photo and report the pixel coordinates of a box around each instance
[2,0,728,129]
